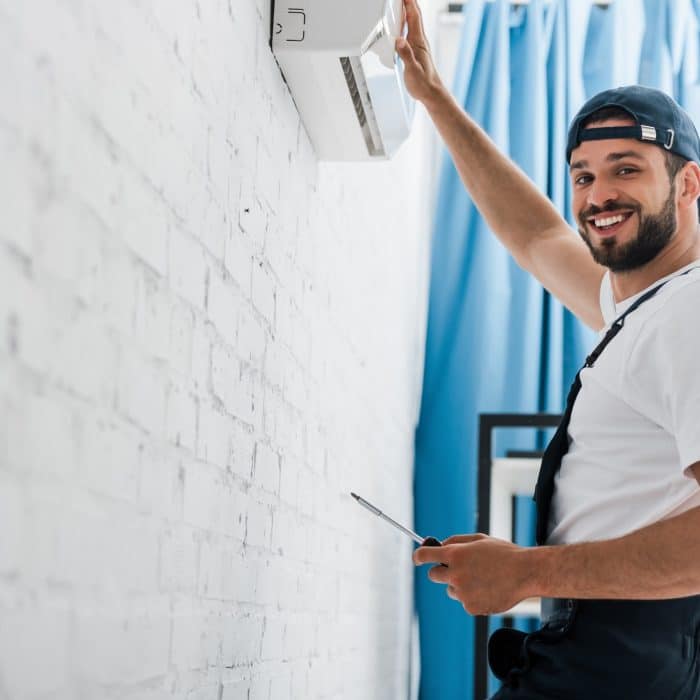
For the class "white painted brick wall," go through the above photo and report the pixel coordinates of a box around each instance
[0,0,439,697]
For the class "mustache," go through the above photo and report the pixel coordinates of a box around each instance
[579,202,640,221]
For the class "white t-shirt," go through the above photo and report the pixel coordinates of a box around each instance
[547,261,700,545]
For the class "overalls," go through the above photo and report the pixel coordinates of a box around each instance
[488,274,700,700]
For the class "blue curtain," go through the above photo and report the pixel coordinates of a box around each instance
[413,1,700,699]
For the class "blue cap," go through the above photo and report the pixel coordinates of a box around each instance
[566,85,700,164]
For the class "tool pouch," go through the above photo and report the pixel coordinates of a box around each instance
[487,627,529,681]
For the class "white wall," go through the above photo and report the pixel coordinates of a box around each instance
[0,0,441,698]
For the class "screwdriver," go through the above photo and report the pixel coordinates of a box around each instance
[351,492,442,547]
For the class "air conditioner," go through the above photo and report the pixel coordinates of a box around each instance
[271,0,415,161]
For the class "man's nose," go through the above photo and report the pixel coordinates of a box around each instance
[587,178,620,209]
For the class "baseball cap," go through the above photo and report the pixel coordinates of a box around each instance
[566,85,700,164]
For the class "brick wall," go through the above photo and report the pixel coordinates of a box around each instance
[0,1,437,698]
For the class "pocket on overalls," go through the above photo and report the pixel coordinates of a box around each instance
[488,627,529,681]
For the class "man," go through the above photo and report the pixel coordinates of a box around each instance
[397,0,700,697]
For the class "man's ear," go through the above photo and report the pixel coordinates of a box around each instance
[678,161,700,213]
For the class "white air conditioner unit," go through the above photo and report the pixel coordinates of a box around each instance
[271,0,415,161]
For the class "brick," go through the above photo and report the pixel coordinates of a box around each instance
[0,124,34,257]
[269,670,293,700]
[169,228,208,310]
[255,140,279,211]
[169,300,195,377]
[196,401,231,469]
[296,468,315,518]
[80,414,141,502]
[261,219,293,284]
[183,461,222,531]
[196,186,228,260]
[261,615,286,661]
[109,518,161,593]
[166,382,198,450]
[262,340,284,390]
[133,266,172,361]
[99,246,139,336]
[0,475,23,574]
[223,481,250,541]
[36,197,103,306]
[116,348,167,436]
[226,552,258,603]
[197,537,228,599]
[159,525,198,593]
[186,684,224,700]
[270,509,300,561]
[238,182,267,247]
[120,177,169,276]
[49,312,117,402]
[191,318,212,394]
[207,271,238,345]
[138,449,184,521]
[251,260,275,325]
[236,304,266,366]
[0,604,70,698]
[224,228,253,294]
[211,341,253,423]
[2,263,54,374]
[221,613,264,667]
[6,391,77,477]
[278,455,299,506]
[229,419,255,479]
[254,441,279,495]
[28,499,100,587]
[74,599,170,684]
[283,357,308,410]
[221,679,251,700]
[269,400,304,461]
[170,601,212,670]
[244,500,272,549]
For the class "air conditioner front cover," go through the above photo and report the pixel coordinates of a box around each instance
[272,0,415,161]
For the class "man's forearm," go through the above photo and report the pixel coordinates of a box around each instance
[529,504,700,600]
[423,85,567,263]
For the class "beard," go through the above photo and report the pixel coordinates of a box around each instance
[577,184,677,272]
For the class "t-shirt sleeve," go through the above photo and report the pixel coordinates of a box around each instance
[624,284,700,478]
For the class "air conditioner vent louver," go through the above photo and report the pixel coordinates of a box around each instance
[340,57,384,158]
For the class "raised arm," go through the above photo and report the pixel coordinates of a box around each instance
[397,0,606,330]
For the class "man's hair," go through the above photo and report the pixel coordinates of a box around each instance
[581,106,699,214]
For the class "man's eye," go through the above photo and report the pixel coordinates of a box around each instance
[575,174,592,186]
[618,167,637,175]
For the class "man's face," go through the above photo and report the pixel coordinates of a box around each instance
[569,118,678,272]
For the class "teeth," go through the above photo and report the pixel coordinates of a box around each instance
[593,213,626,228]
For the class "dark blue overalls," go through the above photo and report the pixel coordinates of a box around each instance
[489,275,700,699]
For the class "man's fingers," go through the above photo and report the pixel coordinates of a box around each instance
[441,533,487,546]
[396,37,419,70]
[413,544,448,565]
[403,0,426,41]
[428,564,450,584]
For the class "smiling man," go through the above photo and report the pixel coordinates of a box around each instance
[397,1,700,698]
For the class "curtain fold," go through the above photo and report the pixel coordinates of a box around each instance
[414,1,700,698]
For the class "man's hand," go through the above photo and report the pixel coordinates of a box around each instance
[395,0,445,105]
[413,533,536,615]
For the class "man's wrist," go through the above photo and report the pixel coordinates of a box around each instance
[421,80,452,113]
[522,544,559,599]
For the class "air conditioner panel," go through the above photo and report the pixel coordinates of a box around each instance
[272,0,415,161]
[276,52,374,160]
